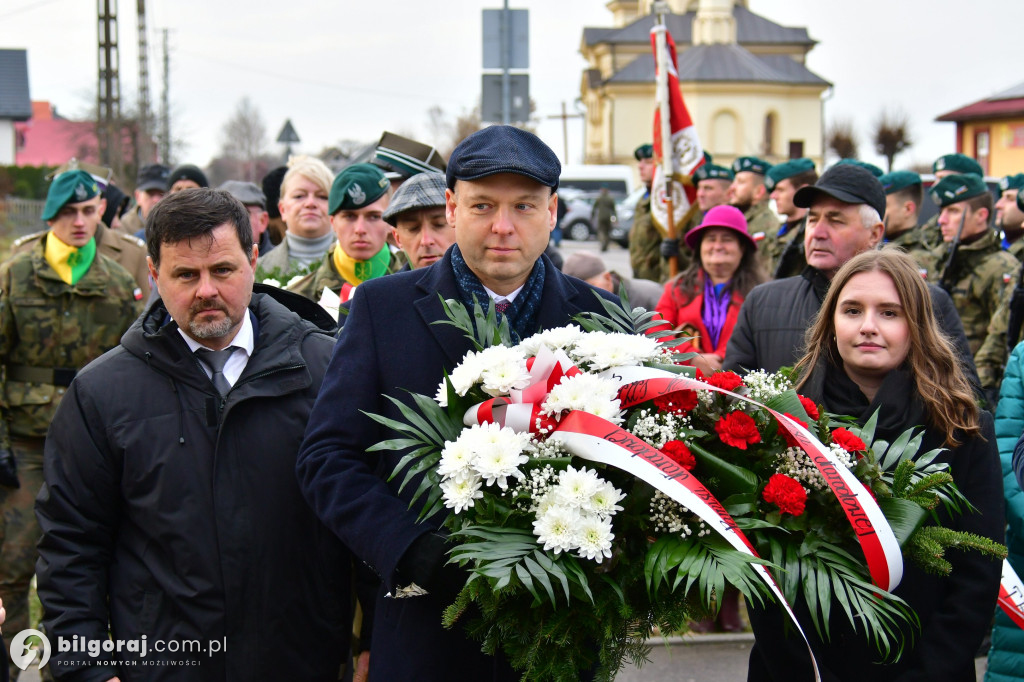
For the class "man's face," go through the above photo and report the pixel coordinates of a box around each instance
[278,174,331,239]
[245,205,270,240]
[135,188,165,218]
[883,193,916,236]
[446,173,556,296]
[148,223,257,351]
[170,179,201,194]
[996,189,1024,231]
[331,194,390,261]
[696,179,731,211]
[638,158,656,187]
[938,201,988,242]
[392,206,454,269]
[769,178,802,219]
[728,172,763,213]
[804,196,883,279]
[47,196,105,247]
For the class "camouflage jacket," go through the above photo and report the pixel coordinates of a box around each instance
[887,225,937,278]
[11,222,151,298]
[0,236,141,439]
[629,193,667,282]
[930,229,1020,363]
[768,215,807,280]
[919,214,942,252]
[1008,238,1024,264]
[745,201,782,274]
[286,248,404,302]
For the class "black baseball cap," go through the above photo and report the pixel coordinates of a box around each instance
[793,164,887,219]
[446,126,560,191]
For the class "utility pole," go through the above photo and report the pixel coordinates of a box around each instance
[136,0,154,164]
[160,28,171,164]
[546,101,583,164]
[97,0,123,180]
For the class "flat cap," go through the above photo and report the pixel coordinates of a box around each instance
[136,163,170,192]
[219,180,267,209]
[999,173,1024,192]
[373,131,446,181]
[692,163,734,182]
[42,170,100,220]
[835,158,883,178]
[446,126,560,191]
[934,153,983,176]
[929,174,989,208]
[879,170,922,195]
[731,156,772,175]
[562,252,607,281]
[634,144,654,161]
[329,163,390,215]
[168,164,209,189]
[382,171,447,226]
[794,163,886,219]
[765,158,815,190]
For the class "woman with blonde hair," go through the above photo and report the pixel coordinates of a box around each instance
[257,155,335,275]
[747,248,1003,681]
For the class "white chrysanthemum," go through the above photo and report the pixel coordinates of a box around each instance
[569,332,662,371]
[261,278,282,288]
[589,480,625,517]
[533,490,559,517]
[542,373,622,424]
[575,515,615,561]
[437,438,475,479]
[435,379,449,407]
[554,465,602,509]
[286,274,306,288]
[448,351,487,396]
[532,505,580,554]
[440,475,483,513]
[518,325,585,356]
[472,438,529,490]
[475,345,531,396]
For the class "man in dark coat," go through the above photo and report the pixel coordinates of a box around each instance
[297,126,618,682]
[36,188,354,681]
[724,164,980,391]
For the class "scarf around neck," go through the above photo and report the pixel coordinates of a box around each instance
[701,274,731,349]
[450,244,546,343]
[333,243,391,286]
[45,233,96,285]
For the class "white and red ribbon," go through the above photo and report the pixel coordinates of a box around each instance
[998,559,1024,629]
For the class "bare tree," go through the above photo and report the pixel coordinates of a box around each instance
[826,118,859,161]
[872,108,912,172]
[219,97,268,182]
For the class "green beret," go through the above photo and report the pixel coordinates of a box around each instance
[765,158,815,190]
[929,173,989,208]
[692,163,734,183]
[702,150,713,164]
[999,173,1024,192]
[879,170,922,195]
[933,153,982,176]
[731,156,771,175]
[328,163,390,215]
[41,170,100,221]
[1018,190,1024,213]
[835,158,883,178]
[634,144,654,161]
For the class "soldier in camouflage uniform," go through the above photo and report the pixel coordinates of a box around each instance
[765,158,817,279]
[288,164,402,303]
[0,171,141,670]
[728,156,780,273]
[996,173,1024,263]
[927,174,1019,394]
[879,170,936,276]
[629,144,668,282]
[920,154,985,251]
[591,187,617,252]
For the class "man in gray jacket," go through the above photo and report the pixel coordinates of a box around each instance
[724,164,978,389]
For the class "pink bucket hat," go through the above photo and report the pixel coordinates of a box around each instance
[683,204,756,251]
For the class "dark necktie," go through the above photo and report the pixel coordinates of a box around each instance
[494,299,510,315]
[194,346,238,396]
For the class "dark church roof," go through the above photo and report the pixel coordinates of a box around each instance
[0,49,32,120]
[606,44,829,86]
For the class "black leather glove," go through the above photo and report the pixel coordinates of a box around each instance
[396,531,465,603]
[0,448,19,489]
[660,238,680,260]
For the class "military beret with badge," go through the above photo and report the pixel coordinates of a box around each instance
[634,144,654,161]
[933,153,983,177]
[999,173,1024,192]
[692,163,734,183]
[41,170,100,221]
[879,170,922,195]
[329,163,391,215]
[731,156,772,175]
[765,158,815,191]
[929,173,989,208]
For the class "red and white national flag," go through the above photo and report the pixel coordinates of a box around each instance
[649,23,704,236]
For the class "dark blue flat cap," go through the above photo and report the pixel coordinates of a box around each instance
[446,125,560,191]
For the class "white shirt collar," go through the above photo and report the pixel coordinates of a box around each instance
[177,310,255,358]
[482,284,525,304]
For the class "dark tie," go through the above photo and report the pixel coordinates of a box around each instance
[194,346,238,396]
[494,299,510,315]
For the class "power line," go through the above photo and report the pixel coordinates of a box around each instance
[0,0,63,20]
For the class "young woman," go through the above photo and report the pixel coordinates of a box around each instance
[747,248,1003,681]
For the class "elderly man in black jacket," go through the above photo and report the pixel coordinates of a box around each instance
[36,189,355,681]
[724,164,979,390]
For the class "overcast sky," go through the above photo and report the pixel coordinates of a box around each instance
[3,0,1021,174]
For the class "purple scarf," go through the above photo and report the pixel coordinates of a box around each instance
[701,275,731,349]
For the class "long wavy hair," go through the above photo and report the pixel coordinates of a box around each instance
[794,248,979,446]
[670,229,766,306]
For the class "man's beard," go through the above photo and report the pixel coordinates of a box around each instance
[188,303,236,339]
[730,198,752,214]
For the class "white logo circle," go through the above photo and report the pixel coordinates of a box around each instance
[10,629,50,671]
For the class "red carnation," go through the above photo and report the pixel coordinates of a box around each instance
[778,413,808,448]
[654,390,698,414]
[832,428,867,454]
[762,474,807,516]
[715,410,762,450]
[797,395,820,421]
[662,440,696,470]
[704,371,744,392]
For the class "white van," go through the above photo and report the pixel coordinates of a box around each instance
[558,165,634,199]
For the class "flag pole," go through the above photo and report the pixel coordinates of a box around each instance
[653,3,678,276]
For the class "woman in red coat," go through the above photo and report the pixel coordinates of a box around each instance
[655,204,766,375]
